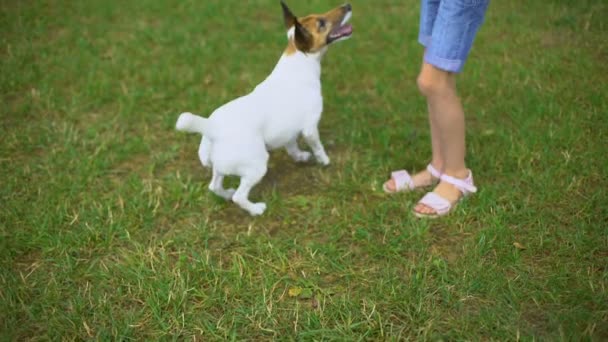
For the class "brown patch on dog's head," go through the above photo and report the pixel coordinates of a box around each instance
[281,2,352,55]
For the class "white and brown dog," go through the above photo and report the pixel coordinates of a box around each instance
[176,2,353,216]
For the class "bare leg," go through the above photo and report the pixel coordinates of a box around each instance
[415,62,470,215]
[384,108,443,191]
[384,60,444,191]
[428,100,444,171]
[285,138,312,163]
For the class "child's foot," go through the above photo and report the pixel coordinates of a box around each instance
[414,170,477,218]
[383,164,441,193]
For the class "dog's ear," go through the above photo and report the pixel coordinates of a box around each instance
[281,1,297,29]
[294,20,313,52]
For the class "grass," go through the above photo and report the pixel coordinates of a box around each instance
[1,0,607,340]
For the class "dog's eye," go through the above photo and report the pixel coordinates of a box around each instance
[317,19,326,30]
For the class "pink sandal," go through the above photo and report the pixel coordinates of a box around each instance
[383,164,442,193]
[414,171,477,218]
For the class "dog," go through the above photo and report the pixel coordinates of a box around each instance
[176,2,353,216]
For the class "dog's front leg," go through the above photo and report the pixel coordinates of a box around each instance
[285,138,312,163]
[303,126,330,166]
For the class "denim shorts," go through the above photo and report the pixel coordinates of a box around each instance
[419,0,490,73]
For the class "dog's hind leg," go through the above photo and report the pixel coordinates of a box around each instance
[232,165,267,216]
[209,168,236,200]
[198,136,212,167]
[285,138,311,163]
[303,126,330,166]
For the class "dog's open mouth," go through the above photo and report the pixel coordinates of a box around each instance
[327,11,353,43]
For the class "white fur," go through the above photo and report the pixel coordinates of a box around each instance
[286,26,295,39]
[176,41,333,216]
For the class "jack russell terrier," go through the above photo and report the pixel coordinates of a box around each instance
[176,2,353,216]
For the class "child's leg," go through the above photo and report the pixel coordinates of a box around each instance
[419,63,466,176]
[412,0,490,215]
[382,1,444,193]
[383,122,441,191]
[420,0,445,174]
[428,87,444,172]
[415,63,469,215]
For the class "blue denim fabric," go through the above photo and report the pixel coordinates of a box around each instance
[419,0,490,73]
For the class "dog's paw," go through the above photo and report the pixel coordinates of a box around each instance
[247,202,267,216]
[317,155,330,166]
[293,151,312,163]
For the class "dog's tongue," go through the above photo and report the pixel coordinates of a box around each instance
[331,24,353,39]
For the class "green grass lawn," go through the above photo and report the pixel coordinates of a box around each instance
[1,0,607,340]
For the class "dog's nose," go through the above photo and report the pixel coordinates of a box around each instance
[343,3,352,12]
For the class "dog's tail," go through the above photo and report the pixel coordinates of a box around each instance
[176,112,209,135]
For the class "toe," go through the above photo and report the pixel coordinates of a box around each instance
[414,203,436,215]
[384,179,396,192]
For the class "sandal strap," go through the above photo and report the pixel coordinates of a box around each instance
[391,170,414,191]
[439,171,477,195]
[419,192,452,216]
[426,164,441,179]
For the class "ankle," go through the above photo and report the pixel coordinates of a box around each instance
[442,168,470,180]
[428,161,443,175]
[430,161,443,171]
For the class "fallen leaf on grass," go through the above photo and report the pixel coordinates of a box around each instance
[288,286,314,299]
[288,287,302,297]
[513,242,526,250]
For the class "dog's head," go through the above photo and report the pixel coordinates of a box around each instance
[281,2,353,55]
